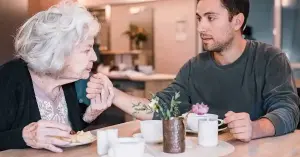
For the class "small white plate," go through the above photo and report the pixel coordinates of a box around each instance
[132,133,163,144]
[186,128,198,134]
[60,138,96,148]
[186,127,227,134]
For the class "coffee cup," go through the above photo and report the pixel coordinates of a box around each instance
[198,114,223,147]
[140,120,163,143]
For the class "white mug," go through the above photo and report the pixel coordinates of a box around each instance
[186,113,225,132]
[198,114,224,147]
[108,137,145,157]
[140,120,163,143]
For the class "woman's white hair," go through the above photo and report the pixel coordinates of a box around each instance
[15,1,100,75]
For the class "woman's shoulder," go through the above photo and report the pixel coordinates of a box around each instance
[0,58,29,81]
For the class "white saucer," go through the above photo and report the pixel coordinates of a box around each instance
[186,127,227,134]
[102,153,153,157]
[132,133,163,144]
[186,128,198,134]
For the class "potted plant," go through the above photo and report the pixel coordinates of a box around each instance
[133,92,185,154]
[123,24,148,50]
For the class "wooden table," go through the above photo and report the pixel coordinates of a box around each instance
[1,121,300,157]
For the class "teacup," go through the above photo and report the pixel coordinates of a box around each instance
[140,120,163,143]
[198,114,223,147]
[108,137,145,157]
[184,113,224,132]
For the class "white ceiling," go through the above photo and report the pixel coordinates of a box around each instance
[78,0,159,7]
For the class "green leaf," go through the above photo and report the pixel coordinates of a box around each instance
[175,92,180,99]
[158,105,166,120]
[166,110,171,120]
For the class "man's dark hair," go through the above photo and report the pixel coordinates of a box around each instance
[198,0,250,31]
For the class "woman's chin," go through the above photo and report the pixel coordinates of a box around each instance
[81,72,90,79]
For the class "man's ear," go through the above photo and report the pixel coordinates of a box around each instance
[231,13,245,31]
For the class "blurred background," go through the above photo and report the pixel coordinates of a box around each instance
[0,0,299,127]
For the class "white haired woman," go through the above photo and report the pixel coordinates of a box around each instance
[0,1,114,153]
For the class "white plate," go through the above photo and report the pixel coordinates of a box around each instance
[60,138,96,148]
[132,133,163,144]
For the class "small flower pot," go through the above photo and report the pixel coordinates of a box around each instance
[162,117,185,153]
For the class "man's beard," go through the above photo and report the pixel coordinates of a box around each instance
[202,36,234,53]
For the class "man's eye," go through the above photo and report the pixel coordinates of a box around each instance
[197,16,202,22]
[208,16,215,21]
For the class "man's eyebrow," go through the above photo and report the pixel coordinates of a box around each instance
[204,12,219,16]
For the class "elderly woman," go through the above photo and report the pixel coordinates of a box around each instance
[0,1,113,153]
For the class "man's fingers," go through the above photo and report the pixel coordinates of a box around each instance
[225,111,235,117]
[94,73,113,86]
[232,132,250,142]
[224,113,249,124]
[229,126,248,134]
[89,76,104,85]
[227,119,247,129]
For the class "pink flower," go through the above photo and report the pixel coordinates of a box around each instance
[191,103,209,115]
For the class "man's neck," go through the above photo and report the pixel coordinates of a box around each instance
[213,36,247,65]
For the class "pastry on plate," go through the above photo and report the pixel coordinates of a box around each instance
[57,131,96,143]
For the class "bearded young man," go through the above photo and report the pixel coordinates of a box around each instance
[86,0,300,142]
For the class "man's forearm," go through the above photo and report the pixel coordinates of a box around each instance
[112,88,153,120]
[251,118,275,140]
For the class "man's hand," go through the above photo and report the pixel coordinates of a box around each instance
[224,111,253,142]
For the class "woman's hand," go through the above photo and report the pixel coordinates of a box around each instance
[22,120,72,153]
[86,73,114,100]
[83,73,114,123]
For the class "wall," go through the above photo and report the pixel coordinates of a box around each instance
[291,3,300,58]
[247,0,274,45]
[0,0,64,65]
[28,0,63,16]
[110,0,198,74]
[281,0,300,62]
[282,7,298,61]
[0,0,28,65]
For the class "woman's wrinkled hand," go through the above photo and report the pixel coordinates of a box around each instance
[22,120,72,153]
[83,73,114,123]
